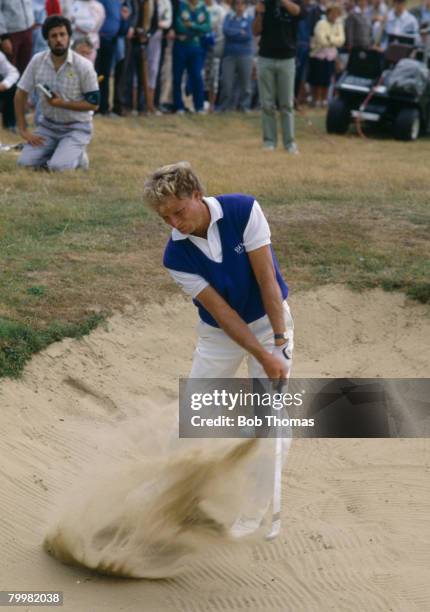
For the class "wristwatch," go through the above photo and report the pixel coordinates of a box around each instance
[274,332,288,341]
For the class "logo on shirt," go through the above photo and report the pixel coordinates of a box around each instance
[234,242,245,254]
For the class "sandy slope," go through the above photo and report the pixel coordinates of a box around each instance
[0,286,429,612]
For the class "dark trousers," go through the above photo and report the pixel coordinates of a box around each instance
[173,41,204,112]
[9,29,33,73]
[0,83,16,128]
[113,57,126,114]
[95,36,118,114]
[124,42,145,111]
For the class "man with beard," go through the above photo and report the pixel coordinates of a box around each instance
[14,15,99,171]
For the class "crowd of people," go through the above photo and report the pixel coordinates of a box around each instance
[0,0,429,165]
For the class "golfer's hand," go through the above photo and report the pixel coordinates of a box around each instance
[20,129,45,146]
[260,351,289,381]
[272,339,292,363]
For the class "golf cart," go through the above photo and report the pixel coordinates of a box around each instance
[326,34,430,140]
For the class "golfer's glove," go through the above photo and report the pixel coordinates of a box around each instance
[272,339,293,364]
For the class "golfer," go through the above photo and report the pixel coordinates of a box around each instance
[143,161,294,381]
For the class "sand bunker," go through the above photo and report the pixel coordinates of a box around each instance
[1,286,430,611]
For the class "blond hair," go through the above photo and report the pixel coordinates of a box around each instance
[326,3,342,18]
[143,162,205,210]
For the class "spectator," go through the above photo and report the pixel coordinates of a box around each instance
[253,0,302,153]
[46,0,62,14]
[308,4,344,107]
[295,0,313,105]
[345,0,372,50]
[70,0,106,63]
[0,48,19,129]
[15,15,99,171]
[376,0,420,48]
[158,21,176,111]
[110,0,133,116]
[0,0,35,74]
[123,0,156,115]
[32,1,49,56]
[220,0,232,13]
[153,0,174,108]
[95,0,129,114]
[173,0,210,113]
[146,0,172,113]
[220,0,253,111]
[366,0,387,25]
[146,0,173,114]
[204,0,225,112]
[60,0,73,16]
[410,0,430,29]
[72,34,95,58]
[308,0,327,35]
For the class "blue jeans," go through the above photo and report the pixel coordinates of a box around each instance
[173,41,205,112]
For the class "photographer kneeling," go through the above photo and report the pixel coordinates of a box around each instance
[253,0,302,153]
[14,15,99,172]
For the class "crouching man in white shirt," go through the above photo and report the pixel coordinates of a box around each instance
[14,15,99,171]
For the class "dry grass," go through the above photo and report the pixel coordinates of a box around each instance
[0,110,429,373]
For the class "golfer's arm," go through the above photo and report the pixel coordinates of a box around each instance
[14,88,29,132]
[248,246,286,335]
[195,286,270,362]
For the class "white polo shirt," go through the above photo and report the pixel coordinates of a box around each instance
[166,196,271,298]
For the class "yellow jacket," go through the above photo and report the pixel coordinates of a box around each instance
[310,18,345,57]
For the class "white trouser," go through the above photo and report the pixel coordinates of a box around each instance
[189,300,294,537]
[190,300,294,378]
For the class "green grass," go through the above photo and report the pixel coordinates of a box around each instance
[0,314,105,378]
[0,110,429,376]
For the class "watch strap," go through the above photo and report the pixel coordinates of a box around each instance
[274,332,287,341]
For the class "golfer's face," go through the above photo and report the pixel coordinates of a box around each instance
[158,194,201,234]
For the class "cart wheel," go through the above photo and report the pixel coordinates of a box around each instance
[326,98,350,134]
[394,108,420,141]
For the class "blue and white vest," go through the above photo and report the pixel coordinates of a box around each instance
[163,194,289,327]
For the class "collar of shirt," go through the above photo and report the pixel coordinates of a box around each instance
[46,48,74,70]
[171,196,223,241]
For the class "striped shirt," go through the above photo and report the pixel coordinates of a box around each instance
[18,49,99,123]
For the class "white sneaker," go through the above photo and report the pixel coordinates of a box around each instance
[285,142,299,155]
[263,144,276,151]
[79,151,89,170]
